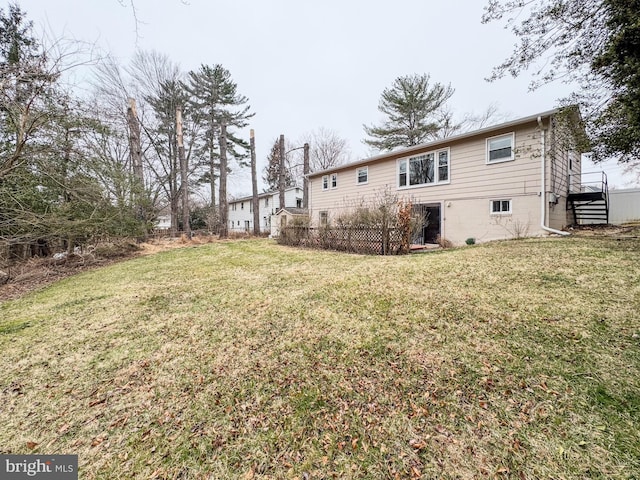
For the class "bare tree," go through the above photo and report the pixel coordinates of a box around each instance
[438,104,508,139]
[299,127,351,172]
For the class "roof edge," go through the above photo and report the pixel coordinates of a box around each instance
[309,108,564,178]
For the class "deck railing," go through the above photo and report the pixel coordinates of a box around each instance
[569,171,608,194]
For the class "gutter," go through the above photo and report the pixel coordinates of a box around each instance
[538,116,570,237]
[309,108,565,179]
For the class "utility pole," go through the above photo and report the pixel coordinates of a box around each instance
[127,98,144,219]
[250,129,260,235]
[219,124,229,238]
[176,106,190,238]
[279,134,285,213]
[303,142,310,209]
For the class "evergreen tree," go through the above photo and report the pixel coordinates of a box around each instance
[184,64,254,224]
[591,0,640,161]
[363,74,455,151]
[262,138,294,191]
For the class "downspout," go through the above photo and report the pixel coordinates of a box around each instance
[538,116,570,236]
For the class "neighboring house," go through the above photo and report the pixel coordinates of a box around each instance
[228,187,304,234]
[155,206,172,231]
[155,215,172,230]
[308,108,596,246]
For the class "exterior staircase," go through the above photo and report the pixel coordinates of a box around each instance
[567,171,609,225]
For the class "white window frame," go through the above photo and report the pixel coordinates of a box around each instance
[397,148,450,189]
[322,175,329,190]
[356,166,368,185]
[319,211,328,225]
[490,199,512,215]
[331,173,338,189]
[486,133,515,164]
[437,150,450,184]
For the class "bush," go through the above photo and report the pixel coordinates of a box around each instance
[465,237,476,245]
[437,235,453,248]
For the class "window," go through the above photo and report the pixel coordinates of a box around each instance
[438,151,449,182]
[491,199,512,214]
[487,133,514,163]
[244,220,250,231]
[296,198,302,208]
[265,198,269,207]
[319,211,328,225]
[231,204,237,211]
[398,149,449,188]
[241,202,244,210]
[322,175,329,190]
[399,160,407,187]
[357,167,368,184]
[331,173,338,189]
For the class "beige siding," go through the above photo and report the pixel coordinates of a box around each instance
[310,122,553,245]
[310,118,580,245]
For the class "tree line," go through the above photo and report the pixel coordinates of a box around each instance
[0,3,259,256]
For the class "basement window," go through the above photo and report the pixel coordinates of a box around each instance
[490,199,512,214]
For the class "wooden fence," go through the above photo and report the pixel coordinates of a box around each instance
[278,226,406,255]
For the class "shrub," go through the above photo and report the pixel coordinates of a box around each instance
[436,235,453,248]
[465,237,476,245]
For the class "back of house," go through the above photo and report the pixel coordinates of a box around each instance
[308,108,588,246]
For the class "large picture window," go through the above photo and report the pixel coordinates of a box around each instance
[398,149,449,188]
[487,133,514,163]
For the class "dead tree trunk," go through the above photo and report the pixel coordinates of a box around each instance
[127,98,144,219]
[278,134,285,213]
[250,129,260,235]
[303,142,310,209]
[218,124,229,238]
[177,106,190,237]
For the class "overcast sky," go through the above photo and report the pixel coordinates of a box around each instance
[17,0,638,194]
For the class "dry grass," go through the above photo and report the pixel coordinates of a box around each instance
[0,237,639,479]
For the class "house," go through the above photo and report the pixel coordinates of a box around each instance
[228,186,304,234]
[308,108,598,246]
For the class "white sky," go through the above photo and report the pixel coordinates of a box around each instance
[17,0,639,194]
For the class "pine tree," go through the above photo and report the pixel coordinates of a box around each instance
[184,64,254,227]
[363,74,455,151]
[262,138,294,191]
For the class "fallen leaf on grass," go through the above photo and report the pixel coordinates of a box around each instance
[88,397,106,407]
[26,441,38,450]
